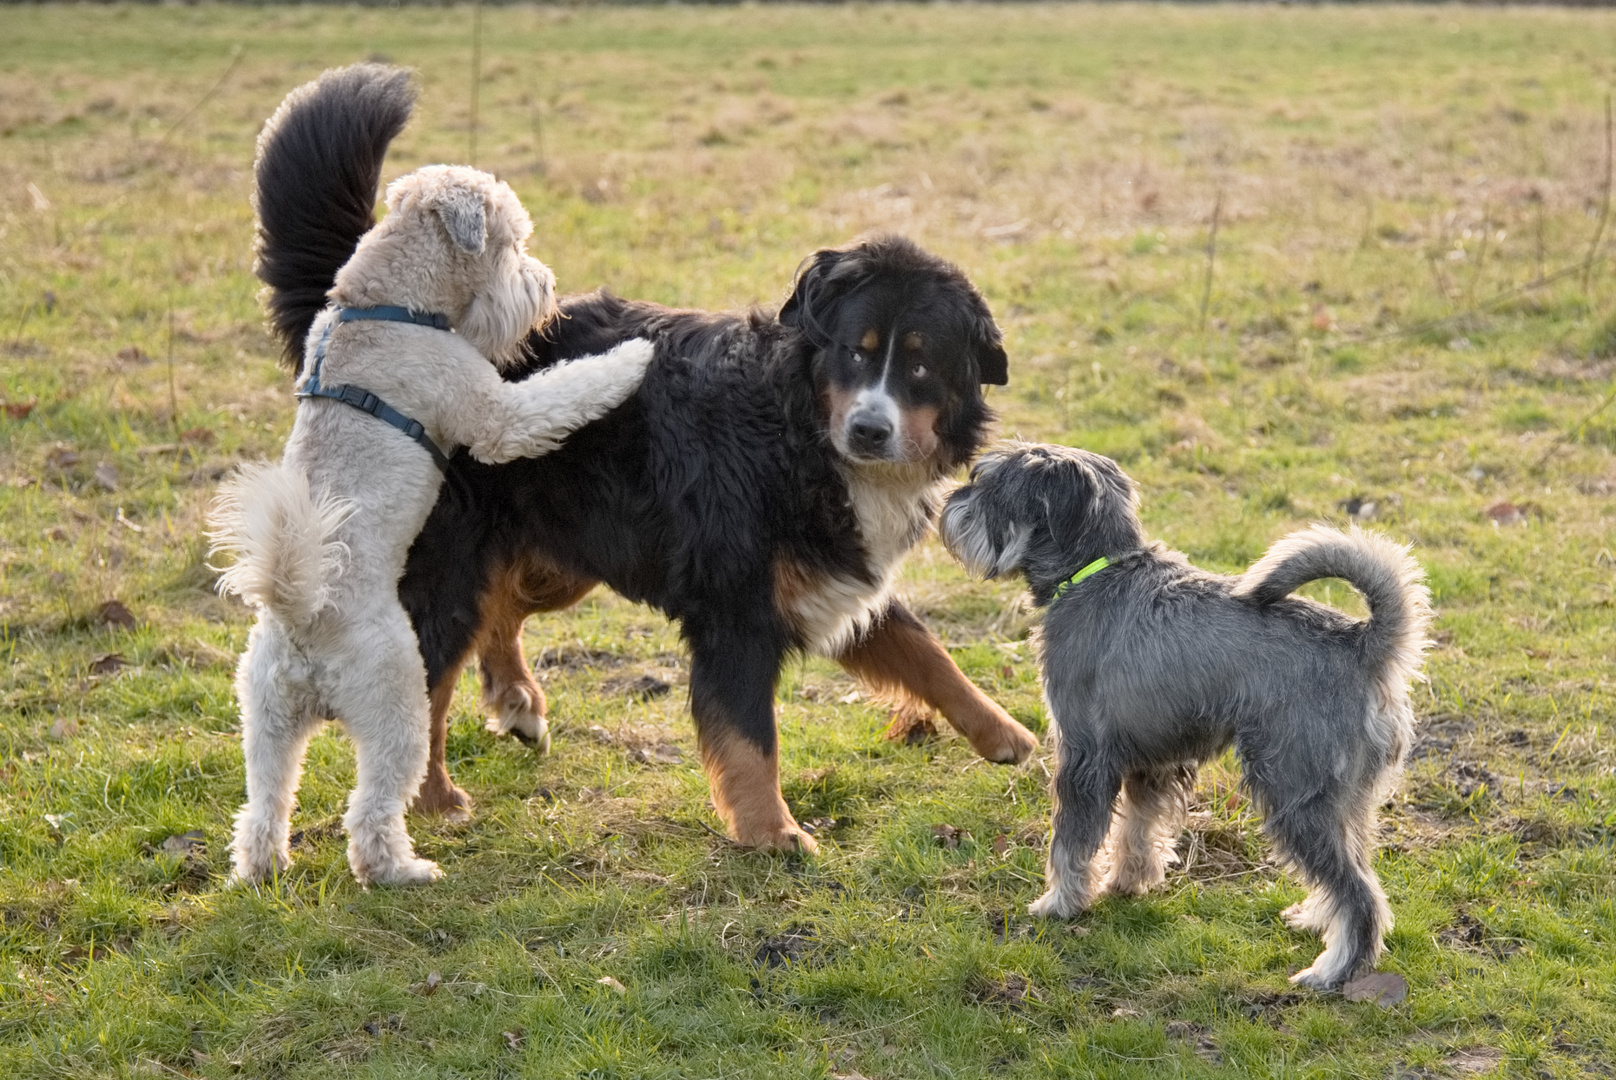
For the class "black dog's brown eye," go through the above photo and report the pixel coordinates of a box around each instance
[911,363,928,379]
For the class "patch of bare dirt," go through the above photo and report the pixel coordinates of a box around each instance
[1178,813,1268,881]
[966,971,1043,1009]
[1165,1020,1222,1064]
[754,925,818,968]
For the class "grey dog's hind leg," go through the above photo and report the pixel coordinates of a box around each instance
[1265,790,1389,989]
[1104,763,1197,896]
[1030,737,1123,918]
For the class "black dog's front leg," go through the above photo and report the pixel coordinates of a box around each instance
[685,612,814,853]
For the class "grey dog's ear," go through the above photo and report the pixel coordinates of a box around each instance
[431,185,487,255]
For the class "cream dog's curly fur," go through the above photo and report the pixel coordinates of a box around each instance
[210,163,652,886]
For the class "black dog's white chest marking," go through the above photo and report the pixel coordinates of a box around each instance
[782,463,941,654]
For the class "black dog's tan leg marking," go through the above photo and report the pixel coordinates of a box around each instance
[414,669,475,820]
[476,556,597,753]
[698,725,813,853]
[688,615,813,853]
[835,600,1038,764]
[413,554,597,819]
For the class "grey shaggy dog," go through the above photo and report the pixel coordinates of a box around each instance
[939,442,1432,990]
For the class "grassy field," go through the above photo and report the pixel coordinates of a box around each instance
[3,4,1616,1077]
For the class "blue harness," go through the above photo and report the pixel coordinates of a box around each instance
[297,306,455,472]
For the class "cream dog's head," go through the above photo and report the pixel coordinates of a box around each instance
[329,165,557,367]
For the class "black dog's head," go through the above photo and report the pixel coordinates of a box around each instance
[940,442,1142,596]
[780,234,1007,469]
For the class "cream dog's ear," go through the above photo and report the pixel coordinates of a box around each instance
[430,183,487,255]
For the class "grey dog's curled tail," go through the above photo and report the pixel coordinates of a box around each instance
[254,63,416,373]
[1232,524,1434,677]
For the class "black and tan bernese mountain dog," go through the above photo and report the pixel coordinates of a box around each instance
[252,65,1037,852]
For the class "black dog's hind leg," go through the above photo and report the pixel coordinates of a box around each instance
[1030,728,1123,918]
[686,611,813,853]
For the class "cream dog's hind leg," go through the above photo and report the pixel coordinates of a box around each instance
[325,599,442,886]
[230,621,325,884]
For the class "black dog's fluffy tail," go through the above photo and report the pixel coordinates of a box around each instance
[253,63,416,371]
[1233,524,1433,680]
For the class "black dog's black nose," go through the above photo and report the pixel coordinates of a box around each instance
[847,413,893,451]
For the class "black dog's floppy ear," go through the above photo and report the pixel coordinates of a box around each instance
[974,312,1009,386]
[432,185,487,255]
[780,245,864,343]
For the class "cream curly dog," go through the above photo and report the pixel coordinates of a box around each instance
[210,162,652,886]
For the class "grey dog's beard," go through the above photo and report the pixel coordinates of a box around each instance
[939,497,1028,580]
[462,252,555,367]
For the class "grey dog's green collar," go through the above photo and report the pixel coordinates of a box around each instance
[1047,556,1110,607]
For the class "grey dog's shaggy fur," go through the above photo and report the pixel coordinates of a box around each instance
[940,443,1432,990]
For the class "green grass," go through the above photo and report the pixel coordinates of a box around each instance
[3,4,1616,1077]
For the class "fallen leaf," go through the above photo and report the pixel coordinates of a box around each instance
[2,399,37,420]
[502,1029,524,1051]
[180,427,214,444]
[424,971,442,995]
[837,690,862,705]
[95,600,136,629]
[597,975,627,995]
[1342,970,1408,1008]
[115,346,149,365]
[992,834,1009,856]
[48,717,79,740]
[43,526,68,541]
[930,823,970,849]
[89,652,126,675]
[92,462,119,491]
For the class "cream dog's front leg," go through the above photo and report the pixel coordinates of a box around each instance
[453,338,655,464]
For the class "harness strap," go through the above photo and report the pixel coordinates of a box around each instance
[296,306,455,472]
